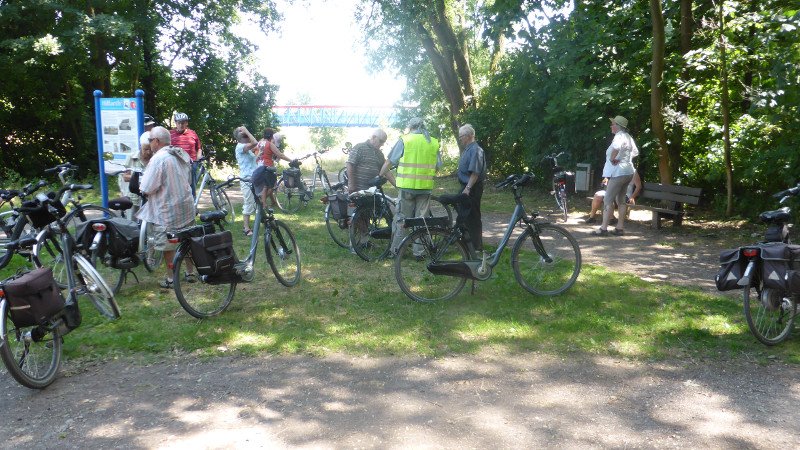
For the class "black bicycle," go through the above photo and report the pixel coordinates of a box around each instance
[394,173,581,302]
[541,152,574,222]
[169,177,301,318]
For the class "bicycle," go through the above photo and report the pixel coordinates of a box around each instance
[541,152,574,222]
[275,150,336,214]
[717,184,800,345]
[193,147,235,224]
[168,177,301,318]
[337,142,352,184]
[320,181,350,249]
[393,173,582,302]
[348,176,453,262]
[1,191,119,389]
[0,180,49,269]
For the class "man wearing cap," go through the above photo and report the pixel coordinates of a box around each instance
[379,117,442,256]
[118,114,157,219]
[170,112,202,196]
[593,115,638,236]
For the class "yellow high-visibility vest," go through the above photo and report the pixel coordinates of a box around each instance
[396,134,439,190]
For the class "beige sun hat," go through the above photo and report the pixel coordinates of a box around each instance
[610,115,629,128]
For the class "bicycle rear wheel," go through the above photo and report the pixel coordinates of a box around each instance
[90,245,125,295]
[325,203,350,249]
[140,221,164,272]
[0,299,62,389]
[558,187,569,221]
[172,247,236,318]
[74,254,120,320]
[211,186,236,224]
[743,281,796,345]
[512,224,581,296]
[349,205,392,261]
[265,220,301,287]
[394,227,469,302]
[275,178,303,213]
[428,197,454,228]
[0,213,35,269]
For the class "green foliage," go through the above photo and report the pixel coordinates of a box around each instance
[309,127,345,151]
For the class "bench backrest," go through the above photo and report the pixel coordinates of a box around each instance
[640,182,702,205]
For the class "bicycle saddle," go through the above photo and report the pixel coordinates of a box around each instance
[108,196,133,211]
[437,193,470,207]
[760,207,791,224]
[199,210,227,223]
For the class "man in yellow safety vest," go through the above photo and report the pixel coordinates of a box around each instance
[379,117,442,257]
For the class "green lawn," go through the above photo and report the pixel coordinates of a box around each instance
[3,175,798,366]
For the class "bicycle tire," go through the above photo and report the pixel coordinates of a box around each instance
[172,246,236,318]
[428,197,454,228]
[0,212,35,269]
[63,205,115,239]
[32,228,68,288]
[212,186,236,224]
[0,299,62,389]
[275,178,303,214]
[90,245,125,295]
[743,281,796,345]
[74,254,120,320]
[558,186,569,222]
[394,227,469,303]
[338,166,348,184]
[265,220,301,287]
[140,221,164,272]
[349,205,392,262]
[512,224,581,296]
[325,203,350,249]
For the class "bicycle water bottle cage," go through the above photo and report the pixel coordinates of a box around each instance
[760,207,791,224]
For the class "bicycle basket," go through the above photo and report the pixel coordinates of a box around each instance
[284,168,302,189]
[3,267,65,327]
[23,195,67,229]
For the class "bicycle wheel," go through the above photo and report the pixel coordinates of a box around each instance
[394,227,469,303]
[325,203,351,249]
[338,166,348,184]
[512,224,581,296]
[349,205,392,261]
[743,281,797,345]
[211,186,236,224]
[172,246,236,318]
[0,214,35,269]
[74,254,120,320]
[141,221,164,272]
[90,244,124,295]
[428,197,454,227]
[0,300,62,389]
[558,186,569,221]
[265,220,301,287]
[32,229,68,288]
[63,205,115,238]
[275,178,303,214]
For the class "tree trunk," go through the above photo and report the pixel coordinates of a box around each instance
[650,0,672,184]
[719,1,734,216]
[668,0,694,180]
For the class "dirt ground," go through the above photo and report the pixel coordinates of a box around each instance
[3,204,800,448]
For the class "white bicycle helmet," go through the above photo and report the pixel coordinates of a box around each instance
[173,112,189,122]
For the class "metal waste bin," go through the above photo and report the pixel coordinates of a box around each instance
[575,163,592,192]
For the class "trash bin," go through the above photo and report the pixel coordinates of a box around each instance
[575,163,592,192]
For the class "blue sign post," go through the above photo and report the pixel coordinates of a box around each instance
[93,90,145,207]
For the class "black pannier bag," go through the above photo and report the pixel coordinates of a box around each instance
[106,217,140,258]
[23,194,67,229]
[3,267,65,327]
[760,243,800,291]
[283,168,302,188]
[190,230,237,277]
[328,192,349,220]
[716,248,746,291]
[553,171,576,194]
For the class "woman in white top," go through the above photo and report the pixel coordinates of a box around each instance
[593,115,638,236]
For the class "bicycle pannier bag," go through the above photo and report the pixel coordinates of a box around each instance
[190,230,237,277]
[564,171,576,194]
[23,194,67,229]
[715,248,745,291]
[3,267,65,327]
[284,168,302,188]
[106,217,140,258]
[759,243,800,291]
[328,193,349,220]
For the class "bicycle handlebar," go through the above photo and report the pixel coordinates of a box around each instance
[44,162,78,174]
[774,184,800,203]
[495,173,534,189]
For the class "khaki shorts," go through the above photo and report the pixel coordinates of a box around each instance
[152,219,194,252]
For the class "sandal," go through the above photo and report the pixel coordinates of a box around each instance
[159,278,173,289]
[611,228,625,236]
[243,228,253,236]
[591,228,609,236]
[184,272,198,283]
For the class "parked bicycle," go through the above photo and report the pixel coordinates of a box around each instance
[275,150,336,213]
[1,191,119,389]
[337,142,352,184]
[193,147,235,224]
[0,180,49,269]
[716,184,800,345]
[541,152,575,222]
[393,173,581,302]
[168,176,301,318]
[348,176,454,261]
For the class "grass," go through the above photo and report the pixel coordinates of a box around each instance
[3,176,799,368]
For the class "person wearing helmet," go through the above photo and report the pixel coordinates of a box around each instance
[170,112,202,196]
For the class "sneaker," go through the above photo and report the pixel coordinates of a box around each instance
[159,278,173,289]
[611,228,625,236]
[584,216,596,224]
[591,228,609,236]
[184,272,198,283]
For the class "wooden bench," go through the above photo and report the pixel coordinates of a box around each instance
[630,182,702,229]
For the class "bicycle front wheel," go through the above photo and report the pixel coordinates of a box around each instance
[173,246,236,318]
[512,224,581,296]
[349,206,392,261]
[0,300,62,389]
[211,186,236,224]
[265,220,301,287]
[325,203,350,249]
[140,221,164,272]
[74,254,120,320]
[32,229,68,288]
[90,246,125,295]
[394,227,469,303]
[743,281,797,345]
[275,178,303,214]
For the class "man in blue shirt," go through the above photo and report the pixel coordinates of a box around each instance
[234,126,259,236]
[457,124,486,253]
